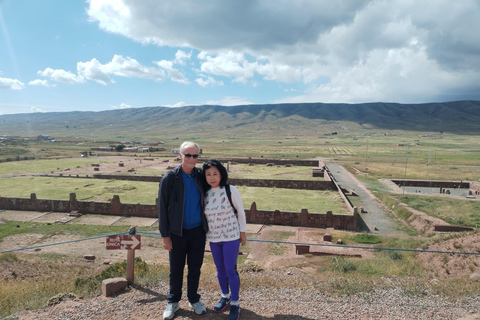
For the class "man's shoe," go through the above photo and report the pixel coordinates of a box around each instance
[214,297,231,312]
[163,302,179,319]
[189,301,207,315]
[228,305,240,320]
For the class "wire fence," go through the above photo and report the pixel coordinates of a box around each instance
[1,230,479,256]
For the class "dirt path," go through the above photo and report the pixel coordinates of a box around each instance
[325,162,406,236]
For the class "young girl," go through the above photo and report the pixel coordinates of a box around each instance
[202,160,247,320]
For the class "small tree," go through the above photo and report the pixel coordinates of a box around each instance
[115,144,126,151]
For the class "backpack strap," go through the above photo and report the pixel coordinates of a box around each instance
[225,184,238,216]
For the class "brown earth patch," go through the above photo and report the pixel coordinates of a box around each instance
[417,233,480,279]
[0,232,168,266]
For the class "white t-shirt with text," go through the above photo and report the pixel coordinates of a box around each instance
[204,185,247,243]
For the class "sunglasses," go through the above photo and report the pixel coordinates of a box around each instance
[182,153,199,159]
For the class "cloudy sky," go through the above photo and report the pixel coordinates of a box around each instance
[1,0,479,115]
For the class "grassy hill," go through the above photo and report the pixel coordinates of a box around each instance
[1,100,479,139]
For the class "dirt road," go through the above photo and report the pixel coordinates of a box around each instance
[325,162,405,236]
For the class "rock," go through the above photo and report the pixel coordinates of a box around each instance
[47,293,77,306]
[469,273,480,281]
[68,211,82,217]
[337,239,343,244]
[83,255,96,261]
[102,277,128,297]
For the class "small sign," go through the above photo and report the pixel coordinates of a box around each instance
[106,235,141,250]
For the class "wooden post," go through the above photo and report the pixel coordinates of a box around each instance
[126,249,135,284]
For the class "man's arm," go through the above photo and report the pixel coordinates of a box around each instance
[158,174,171,238]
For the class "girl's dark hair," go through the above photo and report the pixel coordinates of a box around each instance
[202,159,228,192]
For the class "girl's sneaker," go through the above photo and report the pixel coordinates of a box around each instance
[228,305,240,320]
[214,297,231,312]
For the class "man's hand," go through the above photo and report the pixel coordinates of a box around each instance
[163,237,173,251]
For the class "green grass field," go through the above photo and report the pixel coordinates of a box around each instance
[0,176,347,213]
[1,130,479,221]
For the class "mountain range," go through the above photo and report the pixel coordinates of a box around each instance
[1,101,479,138]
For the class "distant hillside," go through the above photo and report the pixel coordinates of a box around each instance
[1,101,479,138]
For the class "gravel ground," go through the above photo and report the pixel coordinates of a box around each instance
[10,271,480,320]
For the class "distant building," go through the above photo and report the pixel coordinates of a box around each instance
[171,148,203,154]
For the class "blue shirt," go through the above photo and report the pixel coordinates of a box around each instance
[181,169,202,229]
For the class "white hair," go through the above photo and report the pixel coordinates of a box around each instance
[179,141,200,153]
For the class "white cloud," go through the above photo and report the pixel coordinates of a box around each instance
[30,106,44,113]
[111,102,131,109]
[198,51,257,84]
[38,55,170,85]
[86,0,480,103]
[28,79,51,87]
[38,67,85,84]
[103,55,166,80]
[174,50,192,66]
[154,59,189,84]
[0,77,25,90]
[195,74,223,87]
[77,58,114,85]
[164,101,187,108]
[204,96,253,106]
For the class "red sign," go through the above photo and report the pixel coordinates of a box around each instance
[106,235,141,250]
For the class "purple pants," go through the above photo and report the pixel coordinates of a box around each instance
[209,239,240,301]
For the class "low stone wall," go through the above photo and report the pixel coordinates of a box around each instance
[434,225,474,232]
[92,174,162,183]
[247,203,356,230]
[0,194,157,218]
[0,156,35,163]
[0,193,357,231]
[49,174,337,190]
[229,178,335,190]
[219,158,319,167]
[391,179,470,189]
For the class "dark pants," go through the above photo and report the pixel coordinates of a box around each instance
[168,226,206,304]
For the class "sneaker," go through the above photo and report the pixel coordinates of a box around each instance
[228,305,240,320]
[189,301,207,315]
[214,297,231,312]
[163,302,179,320]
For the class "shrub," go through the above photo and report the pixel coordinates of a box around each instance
[331,256,357,273]
[353,233,382,244]
[239,262,263,273]
[0,252,20,262]
[389,251,403,260]
[75,257,149,292]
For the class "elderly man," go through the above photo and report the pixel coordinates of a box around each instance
[158,141,208,319]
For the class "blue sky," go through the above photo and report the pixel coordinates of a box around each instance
[1,0,479,115]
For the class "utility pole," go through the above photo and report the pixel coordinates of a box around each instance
[364,137,368,170]
[402,143,410,197]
